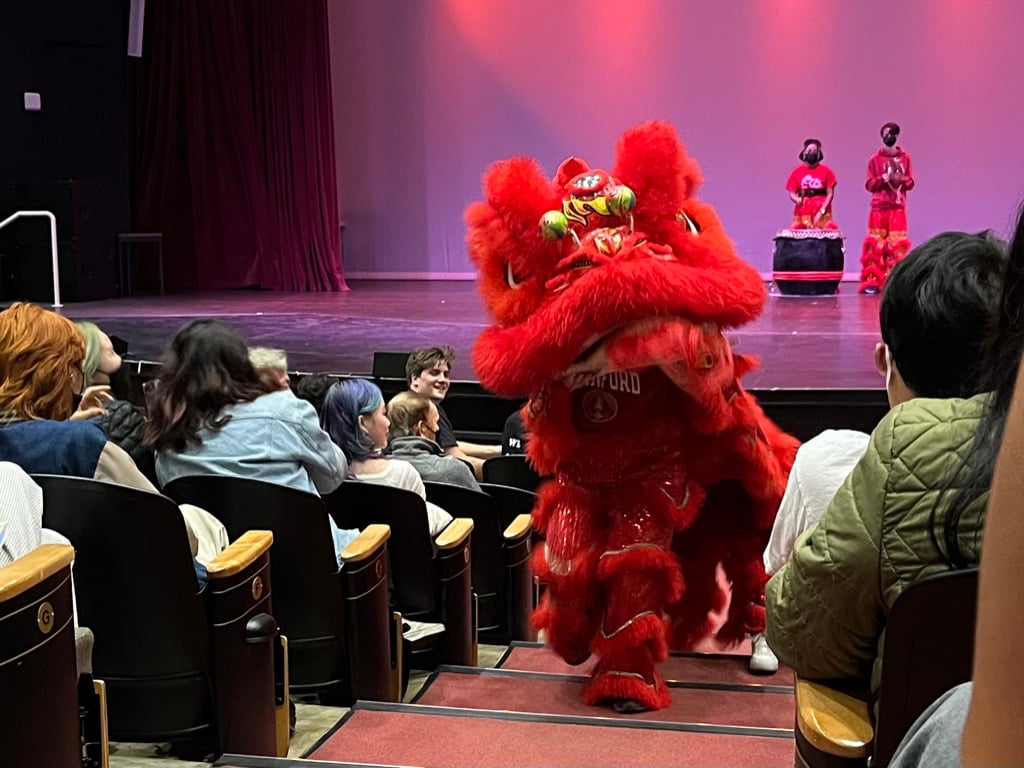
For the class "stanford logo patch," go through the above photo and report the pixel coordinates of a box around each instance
[582,389,618,424]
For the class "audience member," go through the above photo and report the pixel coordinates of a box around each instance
[751,429,870,672]
[249,346,291,391]
[294,373,335,417]
[889,207,1024,767]
[385,391,481,491]
[501,408,528,455]
[0,303,217,584]
[764,230,1007,696]
[321,379,452,536]
[0,462,71,568]
[146,319,357,556]
[0,303,144,485]
[756,233,1007,672]
[78,321,123,386]
[406,346,500,478]
[959,321,1024,767]
[77,320,155,483]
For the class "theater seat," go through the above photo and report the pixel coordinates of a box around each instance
[423,481,533,644]
[0,544,86,767]
[162,474,396,705]
[325,481,476,670]
[479,482,538,530]
[482,455,543,492]
[35,474,280,759]
[795,568,978,768]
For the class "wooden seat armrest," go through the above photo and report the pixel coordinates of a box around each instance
[503,513,532,541]
[795,676,873,759]
[0,544,75,602]
[206,530,273,579]
[436,518,474,549]
[340,524,391,563]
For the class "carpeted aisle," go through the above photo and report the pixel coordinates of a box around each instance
[498,641,795,686]
[309,703,794,767]
[301,643,797,767]
[412,667,793,728]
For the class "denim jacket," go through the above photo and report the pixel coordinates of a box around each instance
[156,389,346,495]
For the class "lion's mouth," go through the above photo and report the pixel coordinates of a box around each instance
[560,316,710,389]
[572,327,620,366]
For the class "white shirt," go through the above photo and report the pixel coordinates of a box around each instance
[0,462,70,567]
[764,429,870,574]
[354,458,453,537]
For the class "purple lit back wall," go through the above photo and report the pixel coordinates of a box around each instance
[329,0,1024,279]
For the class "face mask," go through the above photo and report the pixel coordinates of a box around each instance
[882,134,897,148]
[107,364,132,400]
[802,151,822,165]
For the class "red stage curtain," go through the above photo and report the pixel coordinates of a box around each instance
[129,0,346,292]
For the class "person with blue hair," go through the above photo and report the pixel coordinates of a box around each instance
[321,379,452,536]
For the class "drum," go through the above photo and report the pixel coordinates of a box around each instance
[772,229,845,296]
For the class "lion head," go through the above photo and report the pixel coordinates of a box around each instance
[467,121,765,396]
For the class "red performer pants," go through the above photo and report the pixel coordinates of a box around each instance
[791,197,837,230]
[533,477,687,711]
[860,208,910,292]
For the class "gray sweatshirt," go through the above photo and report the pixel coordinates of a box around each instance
[386,436,481,491]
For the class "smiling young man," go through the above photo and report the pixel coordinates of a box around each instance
[405,346,500,478]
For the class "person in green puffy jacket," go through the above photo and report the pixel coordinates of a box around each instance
[765,229,1007,697]
[864,206,1024,767]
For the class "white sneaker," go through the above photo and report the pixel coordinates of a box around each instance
[749,632,779,674]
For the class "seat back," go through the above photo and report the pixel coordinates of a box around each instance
[371,351,411,381]
[0,544,81,768]
[873,568,978,768]
[423,481,505,634]
[479,482,538,530]
[35,474,214,744]
[162,475,349,699]
[325,481,438,619]
[482,455,542,492]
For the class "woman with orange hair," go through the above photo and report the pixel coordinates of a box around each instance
[0,302,149,482]
[0,303,225,583]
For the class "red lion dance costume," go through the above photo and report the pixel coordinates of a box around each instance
[466,122,798,712]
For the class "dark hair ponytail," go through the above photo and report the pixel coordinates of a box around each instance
[931,203,1024,566]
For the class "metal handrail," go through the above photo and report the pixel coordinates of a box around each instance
[0,210,61,308]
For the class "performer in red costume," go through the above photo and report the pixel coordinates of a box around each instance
[466,122,799,712]
[786,139,838,230]
[860,122,914,293]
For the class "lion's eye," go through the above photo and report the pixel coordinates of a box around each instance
[677,210,701,235]
[506,262,525,290]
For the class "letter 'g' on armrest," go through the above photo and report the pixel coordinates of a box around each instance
[340,524,391,564]
[795,676,873,759]
[436,518,474,550]
[207,530,273,579]
[503,513,532,541]
[0,544,75,602]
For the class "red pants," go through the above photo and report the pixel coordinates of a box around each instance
[533,476,687,711]
[860,208,910,292]
[790,197,837,230]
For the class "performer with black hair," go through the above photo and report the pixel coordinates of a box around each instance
[785,139,838,230]
[860,122,914,293]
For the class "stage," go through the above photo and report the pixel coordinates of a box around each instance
[55,280,884,391]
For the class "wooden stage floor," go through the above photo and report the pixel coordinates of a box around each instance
[55,280,884,390]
